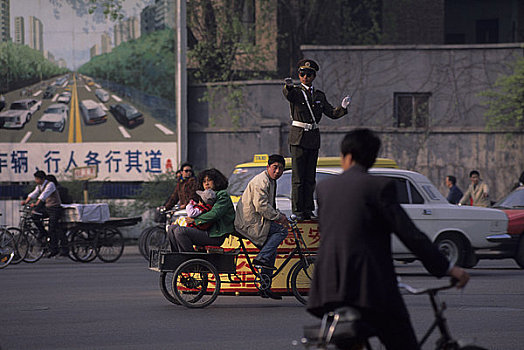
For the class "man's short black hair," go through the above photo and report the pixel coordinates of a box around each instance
[180,162,193,170]
[268,154,285,167]
[469,170,480,177]
[34,170,46,179]
[340,129,381,169]
[447,175,457,185]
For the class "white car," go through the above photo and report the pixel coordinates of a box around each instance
[37,104,68,132]
[95,89,110,103]
[0,99,42,129]
[80,99,107,125]
[275,167,510,268]
[57,92,71,104]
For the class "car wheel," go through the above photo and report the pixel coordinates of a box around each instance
[513,236,524,269]
[436,234,466,267]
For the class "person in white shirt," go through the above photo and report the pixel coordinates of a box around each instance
[21,170,64,257]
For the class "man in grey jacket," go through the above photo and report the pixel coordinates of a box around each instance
[234,154,289,299]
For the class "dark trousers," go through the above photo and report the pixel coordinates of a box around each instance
[168,225,226,252]
[32,205,64,253]
[290,145,318,215]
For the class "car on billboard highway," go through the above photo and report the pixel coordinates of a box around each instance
[0,99,42,129]
[80,99,107,125]
[57,92,71,104]
[109,103,144,129]
[38,103,68,132]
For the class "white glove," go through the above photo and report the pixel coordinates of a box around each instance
[284,77,293,87]
[341,95,352,109]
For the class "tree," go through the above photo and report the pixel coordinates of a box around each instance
[481,57,524,130]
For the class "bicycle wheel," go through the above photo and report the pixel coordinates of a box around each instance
[171,259,220,308]
[8,227,28,264]
[290,256,316,305]
[96,227,125,263]
[23,228,45,263]
[138,226,154,260]
[70,228,97,263]
[0,229,15,269]
[159,271,180,305]
[145,227,168,258]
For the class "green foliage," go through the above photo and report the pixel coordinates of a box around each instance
[88,0,124,21]
[481,57,524,130]
[131,172,179,209]
[78,29,175,100]
[0,42,69,92]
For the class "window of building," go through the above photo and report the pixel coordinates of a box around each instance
[240,0,256,44]
[476,19,499,43]
[394,93,430,128]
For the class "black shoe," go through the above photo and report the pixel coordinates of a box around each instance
[294,213,307,221]
[59,250,69,257]
[308,212,318,220]
[259,289,282,300]
[252,258,276,270]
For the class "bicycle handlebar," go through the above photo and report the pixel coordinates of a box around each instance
[398,278,458,295]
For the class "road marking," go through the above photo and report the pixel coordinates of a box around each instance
[118,126,131,138]
[62,81,68,88]
[100,103,108,111]
[85,85,91,92]
[52,94,58,102]
[112,95,122,102]
[155,123,174,135]
[33,90,42,96]
[95,83,101,89]
[20,132,32,143]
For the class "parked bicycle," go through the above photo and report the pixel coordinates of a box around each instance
[300,280,487,350]
[138,206,180,261]
[150,215,315,308]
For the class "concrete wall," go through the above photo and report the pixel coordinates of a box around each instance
[187,44,524,201]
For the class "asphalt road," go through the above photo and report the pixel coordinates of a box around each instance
[2,248,523,350]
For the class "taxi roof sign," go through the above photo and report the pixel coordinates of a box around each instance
[253,154,268,163]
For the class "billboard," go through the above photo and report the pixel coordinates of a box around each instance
[0,0,177,182]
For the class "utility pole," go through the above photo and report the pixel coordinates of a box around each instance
[176,0,187,167]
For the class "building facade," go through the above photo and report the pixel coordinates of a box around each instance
[0,0,9,42]
[14,15,23,44]
[28,15,43,52]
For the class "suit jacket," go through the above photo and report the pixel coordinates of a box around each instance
[307,164,449,318]
[459,181,490,207]
[447,185,463,204]
[283,84,347,149]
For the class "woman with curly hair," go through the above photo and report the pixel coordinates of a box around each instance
[167,168,235,252]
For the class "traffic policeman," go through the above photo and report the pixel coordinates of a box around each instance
[283,59,351,220]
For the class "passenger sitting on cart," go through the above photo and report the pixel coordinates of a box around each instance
[173,189,216,231]
[167,169,235,252]
[234,154,289,300]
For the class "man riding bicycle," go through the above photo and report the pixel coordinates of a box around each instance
[308,129,469,349]
[21,170,64,257]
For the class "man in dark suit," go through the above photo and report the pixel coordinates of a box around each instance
[307,129,469,349]
[445,175,463,204]
[283,59,351,221]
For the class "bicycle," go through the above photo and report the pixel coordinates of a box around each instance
[300,280,488,350]
[150,215,316,308]
[0,222,16,269]
[0,212,27,265]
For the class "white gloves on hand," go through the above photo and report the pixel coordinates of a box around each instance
[284,77,293,87]
[341,95,352,109]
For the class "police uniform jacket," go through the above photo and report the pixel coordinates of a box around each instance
[283,84,347,149]
[307,164,449,318]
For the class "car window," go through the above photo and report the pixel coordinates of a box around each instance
[493,188,524,208]
[391,178,424,204]
[228,167,265,196]
[421,184,440,200]
[10,103,25,110]
[45,107,63,114]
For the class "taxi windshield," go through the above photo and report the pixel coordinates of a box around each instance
[228,167,265,196]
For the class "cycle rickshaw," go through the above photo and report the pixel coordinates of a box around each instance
[149,215,316,308]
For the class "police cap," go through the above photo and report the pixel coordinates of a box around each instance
[297,59,319,73]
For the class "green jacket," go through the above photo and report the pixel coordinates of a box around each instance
[194,189,235,238]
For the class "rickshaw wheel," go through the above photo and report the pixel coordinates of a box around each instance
[171,258,220,308]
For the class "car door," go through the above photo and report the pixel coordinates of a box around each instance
[384,176,439,254]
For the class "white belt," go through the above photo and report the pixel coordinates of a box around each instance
[292,120,318,131]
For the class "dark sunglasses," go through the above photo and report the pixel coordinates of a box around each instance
[299,71,315,78]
